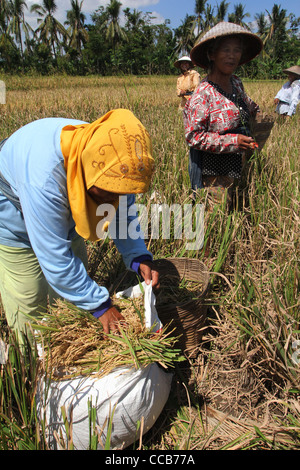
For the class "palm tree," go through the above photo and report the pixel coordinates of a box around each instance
[215,0,230,23]
[265,4,289,40]
[254,12,268,37]
[174,14,196,55]
[193,0,207,37]
[105,0,127,52]
[288,13,300,37]
[0,0,10,34]
[124,8,144,32]
[228,3,250,28]
[6,0,32,56]
[202,4,216,30]
[252,12,269,59]
[0,0,19,67]
[30,0,68,58]
[65,0,88,54]
[265,4,289,59]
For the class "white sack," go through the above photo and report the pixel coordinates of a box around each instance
[37,363,172,450]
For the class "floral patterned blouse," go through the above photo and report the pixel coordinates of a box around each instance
[183,75,259,178]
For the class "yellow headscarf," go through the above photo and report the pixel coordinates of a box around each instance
[60,108,155,242]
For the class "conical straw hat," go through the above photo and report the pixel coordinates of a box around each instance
[283,65,300,77]
[174,55,194,68]
[190,21,263,69]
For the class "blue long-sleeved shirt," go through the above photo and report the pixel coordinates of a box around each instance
[0,118,152,312]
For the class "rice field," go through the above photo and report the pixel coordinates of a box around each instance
[0,74,299,450]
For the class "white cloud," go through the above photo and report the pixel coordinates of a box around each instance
[144,11,165,25]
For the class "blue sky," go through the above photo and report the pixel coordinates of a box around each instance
[136,0,300,29]
[25,0,300,30]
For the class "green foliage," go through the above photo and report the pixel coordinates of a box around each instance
[0,0,299,77]
[0,332,45,449]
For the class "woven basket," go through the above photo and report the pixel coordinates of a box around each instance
[112,258,210,358]
[154,258,209,358]
[250,113,275,151]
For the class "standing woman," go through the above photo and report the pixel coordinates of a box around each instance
[175,56,201,111]
[274,65,300,117]
[175,56,201,199]
[184,22,263,208]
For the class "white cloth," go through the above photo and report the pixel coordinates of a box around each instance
[115,281,162,332]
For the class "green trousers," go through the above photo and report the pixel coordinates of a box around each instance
[0,235,88,344]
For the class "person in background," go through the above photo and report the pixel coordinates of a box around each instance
[0,109,158,344]
[175,56,201,111]
[274,65,300,117]
[183,22,263,209]
[174,55,201,200]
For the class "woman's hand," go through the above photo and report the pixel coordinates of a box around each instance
[98,306,126,334]
[139,260,160,291]
[237,134,258,150]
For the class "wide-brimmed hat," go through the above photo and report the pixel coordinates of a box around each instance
[283,65,300,77]
[190,22,263,69]
[174,56,194,68]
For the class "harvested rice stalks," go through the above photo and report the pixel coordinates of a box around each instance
[155,277,204,306]
[34,297,184,380]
